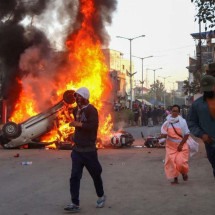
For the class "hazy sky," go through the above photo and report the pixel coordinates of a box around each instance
[27,0,200,91]
[107,0,200,91]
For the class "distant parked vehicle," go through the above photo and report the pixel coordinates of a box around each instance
[141,132,165,148]
[0,90,75,149]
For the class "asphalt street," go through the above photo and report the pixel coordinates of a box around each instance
[0,125,215,215]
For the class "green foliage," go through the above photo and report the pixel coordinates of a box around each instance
[183,79,201,95]
[148,80,165,101]
[191,0,215,29]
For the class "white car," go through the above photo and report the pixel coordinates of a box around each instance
[0,90,75,149]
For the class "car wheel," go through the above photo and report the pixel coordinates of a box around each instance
[63,90,76,104]
[2,122,21,139]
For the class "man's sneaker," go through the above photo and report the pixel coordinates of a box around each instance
[64,203,80,213]
[96,195,106,208]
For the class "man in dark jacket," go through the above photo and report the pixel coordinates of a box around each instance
[64,87,105,213]
[187,75,215,178]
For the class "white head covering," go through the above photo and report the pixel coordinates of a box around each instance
[161,115,190,137]
[75,87,90,100]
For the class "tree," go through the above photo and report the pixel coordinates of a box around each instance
[148,80,165,101]
[182,80,200,96]
[191,0,215,29]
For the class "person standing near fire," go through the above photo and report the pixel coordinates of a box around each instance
[64,87,105,213]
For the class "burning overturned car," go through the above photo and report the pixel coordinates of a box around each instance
[0,0,128,150]
[0,90,76,149]
[0,90,135,149]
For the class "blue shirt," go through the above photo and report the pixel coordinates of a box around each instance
[187,96,215,139]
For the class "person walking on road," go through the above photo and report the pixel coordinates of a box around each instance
[64,87,105,213]
[147,106,153,127]
[187,75,215,178]
[138,104,142,126]
[160,105,190,184]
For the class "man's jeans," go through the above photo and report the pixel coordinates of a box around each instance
[205,142,215,177]
[70,150,104,205]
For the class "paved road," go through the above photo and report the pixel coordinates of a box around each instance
[0,125,215,215]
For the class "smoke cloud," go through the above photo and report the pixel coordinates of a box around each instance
[0,0,117,116]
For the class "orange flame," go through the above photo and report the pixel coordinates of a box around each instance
[9,0,113,147]
[10,78,39,123]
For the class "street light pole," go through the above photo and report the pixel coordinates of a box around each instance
[148,67,162,102]
[133,55,153,103]
[116,35,145,109]
[198,20,202,80]
[158,75,171,108]
[169,81,175,105]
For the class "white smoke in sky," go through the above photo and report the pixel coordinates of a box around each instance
[20,0,79,50]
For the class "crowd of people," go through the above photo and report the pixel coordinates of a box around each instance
[133,105,168,127]
[114,100,190,127]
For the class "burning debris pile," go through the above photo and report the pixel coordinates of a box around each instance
[0,0,118,149]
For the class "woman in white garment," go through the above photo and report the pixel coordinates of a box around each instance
[160,105,190,184]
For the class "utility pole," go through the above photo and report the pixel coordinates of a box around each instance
[198,21,202,80]
[133,55,153,103]
[158,75,171,108]
[116,35,145,109]
[169,81,175,105]
[148,68,162,103]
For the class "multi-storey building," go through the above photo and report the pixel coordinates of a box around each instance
[102,48,134,108]
[186,30,215,103]
[188,30,215,78]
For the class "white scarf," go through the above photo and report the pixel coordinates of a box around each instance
[161,115,189,137]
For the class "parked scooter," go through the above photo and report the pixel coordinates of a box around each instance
[141,132,165,148]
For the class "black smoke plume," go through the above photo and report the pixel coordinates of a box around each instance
[0,0,117,117]
[68,0,117,46]
[0,0,51,113]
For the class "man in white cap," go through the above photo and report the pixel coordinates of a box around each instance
[187,75,215,178]
[64,87,105,213]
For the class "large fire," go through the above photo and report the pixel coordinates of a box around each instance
[9,0,113,147]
